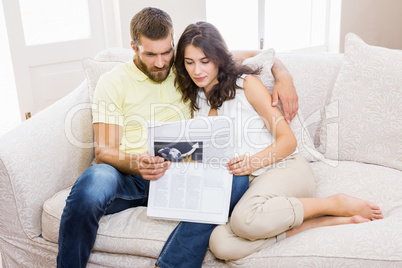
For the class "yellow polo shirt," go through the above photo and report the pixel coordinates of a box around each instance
[92,60,191,154]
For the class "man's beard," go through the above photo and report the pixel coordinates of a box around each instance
[135,55,174,83]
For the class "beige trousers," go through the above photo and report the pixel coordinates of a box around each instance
[209,154,315,260]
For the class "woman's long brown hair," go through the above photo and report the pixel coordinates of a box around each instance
[174,21,260,112]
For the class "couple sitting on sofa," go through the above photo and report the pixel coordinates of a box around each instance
[57,7,383,268]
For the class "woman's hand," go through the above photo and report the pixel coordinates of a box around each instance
[227,154,259,176]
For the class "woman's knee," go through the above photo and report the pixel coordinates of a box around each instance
[229,196,299,240]
[209,226,239,260]
[229,208,259,240]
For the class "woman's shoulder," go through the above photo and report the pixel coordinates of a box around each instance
[236,74,261,88]
[241,75,265,94]
[241,74,272,106]
[242,74,262,84]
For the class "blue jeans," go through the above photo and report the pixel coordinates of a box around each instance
[57,164,150,267]
[156,175,249,268]
[57,164,248,268]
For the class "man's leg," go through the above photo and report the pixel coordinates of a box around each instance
[155,175,249,268]
[57,164,149,268]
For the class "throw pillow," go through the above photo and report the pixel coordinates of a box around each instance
[243,49,324,163]
[319,33,402,170]
[83,48,134,103]
[82,58,121,103]
[94,47,134,62]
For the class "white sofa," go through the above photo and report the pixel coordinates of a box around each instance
[0,33,401,267]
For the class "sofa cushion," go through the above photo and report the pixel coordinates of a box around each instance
[82,48,134,103]
[229,161,402,267]
[82,58,121,104]
[42,188,175,257]
[94,47,134,62]
[276,53,344,147]
[243,49,324,163]
[319,33,402,170]
[41,188,218,262]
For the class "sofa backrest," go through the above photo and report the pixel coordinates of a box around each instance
[89,48,344,147]
[277,53,344,146]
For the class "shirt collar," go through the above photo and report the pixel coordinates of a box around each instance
[198,88,207,100]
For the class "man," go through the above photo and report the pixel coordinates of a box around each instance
[57,7,298,268]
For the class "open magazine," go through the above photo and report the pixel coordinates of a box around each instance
[146,116,236,224]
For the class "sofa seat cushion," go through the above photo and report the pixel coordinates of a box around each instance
[42,187,221,262]
[42,161,402,265]
[229,161,402,267]
[42,187,176,257]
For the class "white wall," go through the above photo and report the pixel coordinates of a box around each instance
[103,0,206,49]
[104,0,402,54]
[340,0,402,51]
[3,0,401,126]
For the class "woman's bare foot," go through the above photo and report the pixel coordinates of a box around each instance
[286,215,369,238]
[299,193,383,221]
[329,193,383,220]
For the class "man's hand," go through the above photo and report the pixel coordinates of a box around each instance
[232,52,299,123]
[271,58,298,123]
[271,78,298,123]
[138,152,171,180]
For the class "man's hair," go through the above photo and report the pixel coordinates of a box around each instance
[130,7,174,48]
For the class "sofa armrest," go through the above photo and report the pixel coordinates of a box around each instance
[0,81,94,239]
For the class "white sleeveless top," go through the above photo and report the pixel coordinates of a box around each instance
[194,75,296,176]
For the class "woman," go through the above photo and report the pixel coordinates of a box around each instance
[173,21,383,261]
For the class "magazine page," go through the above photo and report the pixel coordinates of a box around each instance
[146,116,236,224]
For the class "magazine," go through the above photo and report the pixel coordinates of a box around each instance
[146,116,235,224]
